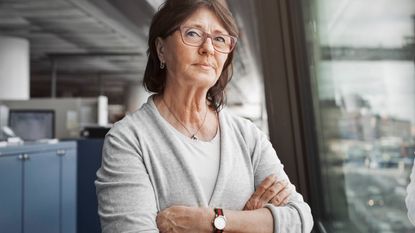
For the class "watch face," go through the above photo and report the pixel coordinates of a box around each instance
[214,216,226,230]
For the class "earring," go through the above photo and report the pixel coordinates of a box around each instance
[160,61,165,69]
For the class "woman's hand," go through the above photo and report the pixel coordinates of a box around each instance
[243,175,293,210]
[156,205,211,233]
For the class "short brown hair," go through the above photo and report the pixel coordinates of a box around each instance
[142,0,239,111]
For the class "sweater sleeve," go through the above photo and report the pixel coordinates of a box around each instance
[95,126,159,233]
[251,126,313,233]
[406,163,415,226]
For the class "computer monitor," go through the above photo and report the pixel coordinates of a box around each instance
[8,110,55,141]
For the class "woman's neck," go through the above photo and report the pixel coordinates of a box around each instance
[154,78,219,141]
[160,85,210,125]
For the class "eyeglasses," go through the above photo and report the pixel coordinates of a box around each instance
[178,26,237,54]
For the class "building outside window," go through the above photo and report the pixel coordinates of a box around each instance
[302,0,415,232]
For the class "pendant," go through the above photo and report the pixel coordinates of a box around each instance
[191,135,198,140]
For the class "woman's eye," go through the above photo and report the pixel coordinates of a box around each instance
[214,36,226,43]
[186,30,201,37]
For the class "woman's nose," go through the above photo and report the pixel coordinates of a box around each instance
[199,37,215,55]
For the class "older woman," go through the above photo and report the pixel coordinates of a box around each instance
[95,0,313,232]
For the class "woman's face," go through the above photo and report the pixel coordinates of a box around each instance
[156,7,230,90]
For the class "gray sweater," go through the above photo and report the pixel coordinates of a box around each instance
[95,96,313,233]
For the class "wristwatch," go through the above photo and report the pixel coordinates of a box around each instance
[212,208,227,233]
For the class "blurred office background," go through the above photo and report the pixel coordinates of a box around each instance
[0,0,414,233]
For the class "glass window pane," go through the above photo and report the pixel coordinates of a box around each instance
[303,0,415,232]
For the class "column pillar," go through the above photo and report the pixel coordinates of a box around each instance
[0,36,30,100]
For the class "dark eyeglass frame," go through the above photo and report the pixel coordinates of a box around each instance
[177,26,237,54]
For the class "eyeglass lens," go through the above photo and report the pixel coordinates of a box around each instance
[181,27,235,53]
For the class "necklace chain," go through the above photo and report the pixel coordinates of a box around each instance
[161,97,208,140]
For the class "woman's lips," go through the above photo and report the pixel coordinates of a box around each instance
[195,63,214,70]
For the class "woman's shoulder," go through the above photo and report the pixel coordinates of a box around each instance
[102,99,157,156]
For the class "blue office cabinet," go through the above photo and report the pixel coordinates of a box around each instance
[0,154,23,233]
[24,150,60,233]
[0,142,77,233]
[61,148,77,233]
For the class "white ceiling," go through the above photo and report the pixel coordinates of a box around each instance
[0,0,262,104]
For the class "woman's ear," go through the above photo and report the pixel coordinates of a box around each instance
[155,37,165,62]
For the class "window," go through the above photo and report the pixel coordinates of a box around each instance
[302,0,415,232]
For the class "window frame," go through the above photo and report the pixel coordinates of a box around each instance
[254,0,327,232]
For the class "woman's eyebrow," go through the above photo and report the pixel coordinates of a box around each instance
[184,23,228,34]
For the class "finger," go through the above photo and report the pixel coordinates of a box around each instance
[252,175,276,208]
[243,202,251,210]
[243,202,249,210]
[257,180,288,207]
[271,183,292,206]
[281,196,289,205]
[273,180,289,196]
[243,197,256,210]
[252,175,276,200]
[271,189,289,206]
[156,209,175,232]
[255,184,276,208]
[245,175,279,210]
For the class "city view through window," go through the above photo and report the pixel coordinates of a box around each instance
[304,0,415,232]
